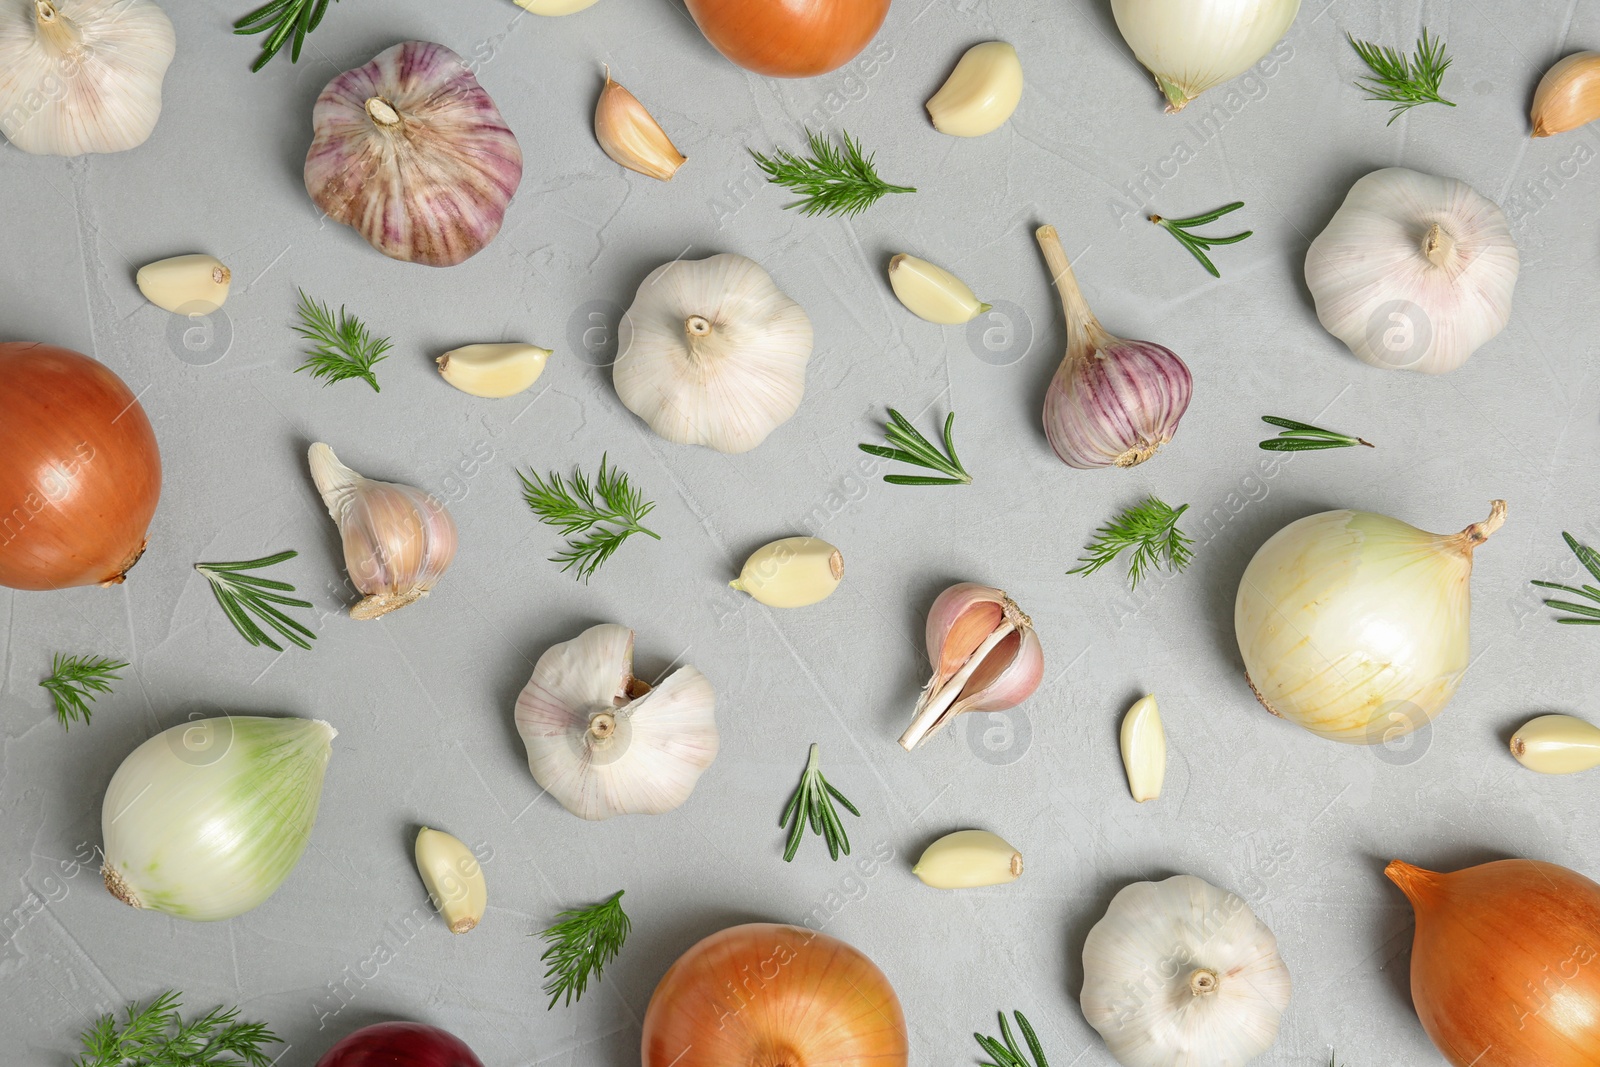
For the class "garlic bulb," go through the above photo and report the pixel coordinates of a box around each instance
[1531,52,1600,137]
[925,41,1024,137]
[0,0,175,155]
[901,583,1043,750]
[1305,168,1519,375]
[1081,874,1292,1067]
[1110,0,1299,112]
[1511,714,1600,775]
[515,623,718,820]
[308,443,458,620]
[305,42,523,267]
[614,253,812,454]
[595,69,685,181]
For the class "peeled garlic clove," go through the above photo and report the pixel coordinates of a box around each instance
[595,69,686,181]
[135,254,231,316]
[887,254,991,325]
[730,537,842,608]
[912,829,1023,889]
[926,41,1024,137]
[308,443,459,620]
[1510,714,1600,774]
[900,582,1044,750]
[515,0,600,11]
[1531,52,1600,137]
[436,343,550,399]
[414,827,486,933]
[1119,694,1166,802]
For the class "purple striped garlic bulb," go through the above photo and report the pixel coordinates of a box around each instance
[1035,225,1192,469]
[304,42,523,267]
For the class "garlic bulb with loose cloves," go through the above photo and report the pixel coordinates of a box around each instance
[1531,52,1600,137]
[1035,224,1192,469]
[594,68,685,181]
[0,0,175,156]
[308,443,458,620]
[1305,168,1519,375]
[516,623,718,820]
[614,253,813,454]
[305,42,523,267]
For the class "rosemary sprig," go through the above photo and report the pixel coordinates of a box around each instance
[1347,28,1455,124]
[234,0,339,73]
[538,890,630,1009]
[519,455,660,581]
[40,654,127,730]
[749,130,915,217]
[974,1011,1049,1067]
[292,289,391,392]
[780,743,860,862]
[1069,497,1194,588]
[194,551,318,652]
[859,408,971,486]
[1259,415,1374,451]
[73,990,279,1067]
[1531,532,1600,626]
[1149,202,1252,278]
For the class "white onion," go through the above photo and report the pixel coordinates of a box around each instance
[1110,0,1300,112]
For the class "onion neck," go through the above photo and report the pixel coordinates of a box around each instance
[366,97,402,128]
[1035,225,1113,363]
[1422,222,1457,269]
[1187,968,1219,996]
[1452,499,1507,554]
[1385,859,1441,907]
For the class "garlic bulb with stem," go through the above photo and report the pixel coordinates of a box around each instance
[1531,52,1600,137]
[305,42,523,267]
[614,252,813,454]
[595,68,685,181]
[1305,168,1519,374]
[1110,0,1300,112]
[308,443,458,620]
[0,0,175,155]
[515,623,718,820]
[1035,224,1192,469]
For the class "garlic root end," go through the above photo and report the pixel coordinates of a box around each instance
[350,589,424,620]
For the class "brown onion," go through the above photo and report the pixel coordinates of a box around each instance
[683,0,891,78]
[0,343,160,589]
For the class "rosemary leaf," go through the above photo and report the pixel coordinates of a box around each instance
[859,408,970,486]
[292,289,391,392]
[974,1011,1049,1067]
[537,890,630,1009]
[519,456,660,581]
[780,743,859,862]
[1347,28,1455,124]
[1150,202,1251,278]
[234,0,341,73]
[1069,497,1193,588]
[39,654,127,730]
[1532,532,1600,626]
[749,130,915,217]
[194,551,317,652]
[1258,415,1373,451]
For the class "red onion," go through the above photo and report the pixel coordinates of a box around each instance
[314,1022,484,1067]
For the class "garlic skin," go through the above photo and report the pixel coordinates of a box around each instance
[730,537,842,608]
[515,0,600,12]
[136,254,231,316]
[887,254,991,324]
[414,827,486,934]
[1511,715,1600,775]
[305,42,523,267]
[1306,168,1519,375]
[1119,695,1165,803]
[615,253,813,454]
[912,830,1022,889]
[436,343,550,398]
[308,443,459,620]
[901,583,1044,750]
[515,623,718,820]
[595,69,685,181]
[1110,0,1300,112]
[1531,52,1600,137]
[926,42,1023,137]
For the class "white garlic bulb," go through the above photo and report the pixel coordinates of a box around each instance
[515,623,718,820]
[614,253,813,454]
[1305,167,1519,375]
[308,443,458,620]
[0,0,175,156]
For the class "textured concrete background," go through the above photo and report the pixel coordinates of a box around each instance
[3,0,1599,1064]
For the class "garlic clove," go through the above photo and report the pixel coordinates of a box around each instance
[595,69,686,181]
[1119,694,1166,802]
[887,254,991,325]
[1510,714,1600,775]
[414,827,486,933]
[515,0,601,11]
[135,254,231,316]
[912,829,1023,889]
[436,343,550,398]
[1531,52,1600,137]
[925,41,1024,137]
[730,537,842,608]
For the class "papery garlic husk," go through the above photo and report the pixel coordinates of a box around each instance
[136,254,231,316]
[595,69,685,181]
[515,623,718,820]
[1119,694,1165,802]
[1531,52,1600,137]
[1036,224,1192,469]
[101,715,335,921]
[305,42,523,267]
[515,0,600,12]
[0,0,175,155]
[414,827,486,933]
[912,829,1022,889]
[888,254,991,324]
[926,41,1023,137]
[308,443,459,620]
[1306,168,1519,375]
[900,582,1044,750]
[615,253,813,454]
[730,536,842,608]
[437,343,550,398]
[1110,0,1299,113]
[1511,714,1600,774]
[1081,874,1292,1067]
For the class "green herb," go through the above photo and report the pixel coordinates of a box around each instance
[780,743,860,862]
[1532,532,1600,626]
[292,289,391,392]
[40,654,127,730]
[234,0,339,73]
[1347,29,1455,124]
[1149,202,1252,278]
[74,990,279,1067]
[519,456,660,581]
[1258,415,1374,451]
[1069,497,1194,588]
[859,408,971,486]
[974,1011,1049,1067]
[195,551,318,652]
[538,890,630,1009]
[749,130,915,218]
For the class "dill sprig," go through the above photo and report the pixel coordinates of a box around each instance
[292,289,391,392]
[1531,532,1600,626]
[538,890,630,1009]
[234,0,339,73]
[1149,202,1252,278]
[858,408,971,486]
[974,1011,1049,1067]
[749,130,915,217]
[780,743,860,862]
[1069,497,1194,588]
[73,990,279,1067]
[519,456,660,581]
[195,551,318,652]
[1259,415,1374,451]
[1347,28,1455,124]
[40,654,127,730]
